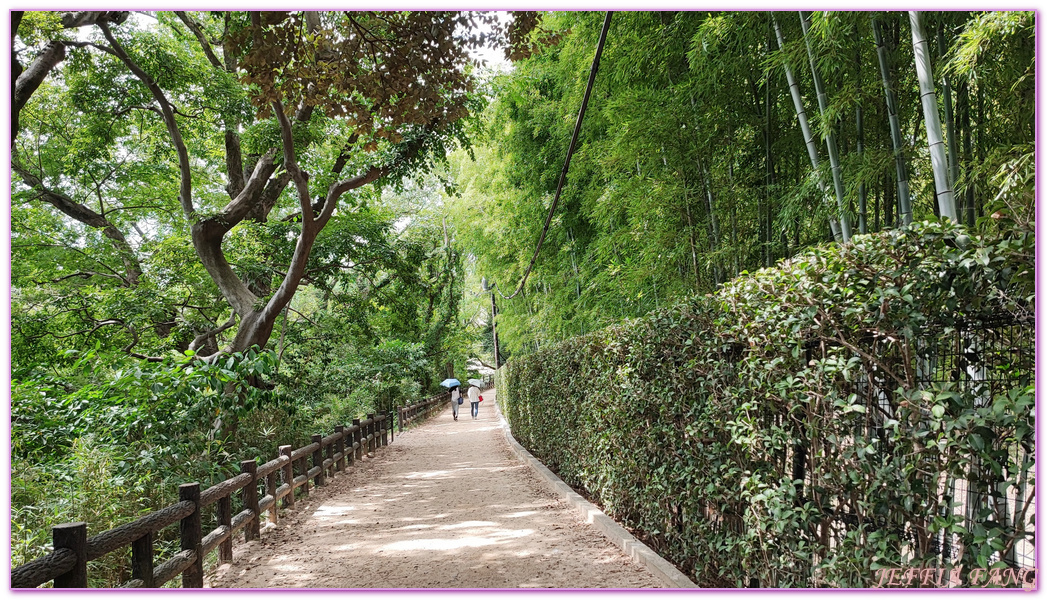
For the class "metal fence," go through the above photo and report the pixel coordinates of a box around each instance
[815,314,1035,573]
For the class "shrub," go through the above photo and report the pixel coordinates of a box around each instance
[10,345,386,586]
[12,437,165,587]
[500,221,1034,587]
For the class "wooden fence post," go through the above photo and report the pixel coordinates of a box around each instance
[131,531,154,587]
[335,425,346,472]
[218,492,233,563]
[382,413,390,446]
[52,522,87,588]
[311,434,325,486]
[178,483,203,588]
[388,411,394,443]
[298,454,310,497]
[265,466,279,526]
[241,460,260,541]
[362,416,370,456]
[348,424,356,466]
[353,418,362,461]
[280,445,294,509]
[367,413,376,456]
[398,407,404,433]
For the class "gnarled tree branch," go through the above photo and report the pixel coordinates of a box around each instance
[173,11,222,69]
[13,159,142,286]
[97,21,195,220]
[12,11,129,145]
[189,313,238,352]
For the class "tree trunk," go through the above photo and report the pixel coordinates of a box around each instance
[13,41,66,146]
[872,16,913,226]
[910,11,958,221]
[799,11,852,242]
[764,40,775,266]
[937,24,961,195]
[885,172,895,228]
[699,160,722,285]
[854,24,868,235]
[772,14,843,242]
[730,207,739,278]
[976,83,985,222]
[11,12,24,136]
[959,80,975,226]
[874,176,881,232]
[682,194,701,287]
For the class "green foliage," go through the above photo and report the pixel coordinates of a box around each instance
[10,9,1035,588]
[11,342,381,586]
[12,438,165,587]
[13,346,282,467]
[453,11,1035,358]
[500,221,1032,587]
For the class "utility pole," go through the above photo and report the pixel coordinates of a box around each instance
[482,277,500,369]
[491,290,500,368]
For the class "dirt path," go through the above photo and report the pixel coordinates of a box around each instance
[207,390,661,588]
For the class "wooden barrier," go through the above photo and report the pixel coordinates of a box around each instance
[398,392,449,431]
[480,373,495,390]
[11,412,393,589]
[397,378,492,431]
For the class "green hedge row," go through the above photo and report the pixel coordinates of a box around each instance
[499,221,1034,587]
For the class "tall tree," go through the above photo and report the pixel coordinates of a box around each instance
[444,11,1033,356]
[872,16,913,225]
[13,10,532,360]
[909,10,958,221]
[799,11,852,242]
[772,14,843,242]
[937,23,961,194]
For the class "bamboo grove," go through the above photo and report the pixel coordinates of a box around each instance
[447,11,1034,359]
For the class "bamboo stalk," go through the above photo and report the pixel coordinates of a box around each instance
[910,11,958,221]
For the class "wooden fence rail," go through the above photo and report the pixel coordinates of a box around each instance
[11,412,393,589]
[398,392,448,431]
[396,375,496,432]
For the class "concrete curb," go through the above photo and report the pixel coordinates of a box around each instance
[497,412,698,588]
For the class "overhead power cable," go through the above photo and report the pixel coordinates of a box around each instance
[499,11,612,300]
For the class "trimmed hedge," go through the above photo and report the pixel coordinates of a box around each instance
[499,221,1034,587]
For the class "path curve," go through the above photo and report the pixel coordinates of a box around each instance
[207,390,661,588]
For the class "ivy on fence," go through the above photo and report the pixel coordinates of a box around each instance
[499,221,1034,588]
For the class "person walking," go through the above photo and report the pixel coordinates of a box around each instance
[467,384,481,420]
[450,385,463,421]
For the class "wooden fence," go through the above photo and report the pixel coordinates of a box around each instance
[397,375,496,432]
[12,412,392,588]
[398,392,448,431]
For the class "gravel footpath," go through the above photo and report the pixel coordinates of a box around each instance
[206,390,661,589]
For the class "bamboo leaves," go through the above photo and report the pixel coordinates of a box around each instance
[451,10,1033,357]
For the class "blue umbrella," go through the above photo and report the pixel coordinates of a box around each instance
[440,378,461,388]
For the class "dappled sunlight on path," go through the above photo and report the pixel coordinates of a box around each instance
[207,391,660,588]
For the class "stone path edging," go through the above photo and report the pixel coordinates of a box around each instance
[496,408,698,588]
